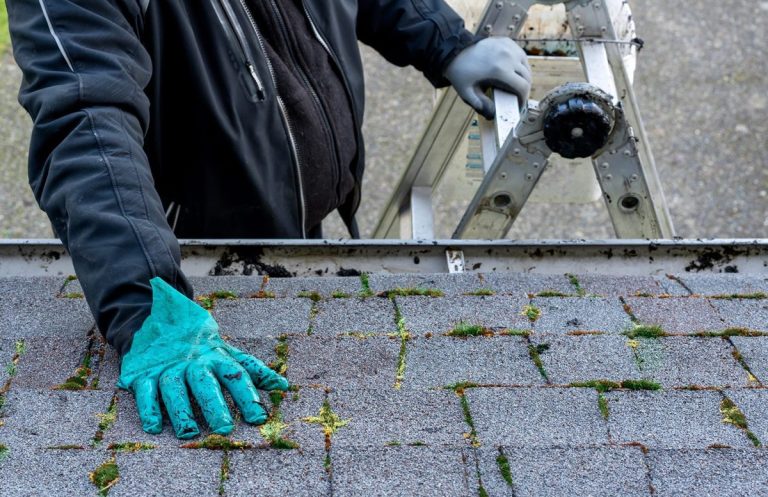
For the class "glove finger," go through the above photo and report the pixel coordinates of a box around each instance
[133,376,163,435]
[213,360,268,425]
[471,86,496,120]
[485,72,531,103]
[159,363,200,439]
[185,363,234,435]
[227,348,290,392]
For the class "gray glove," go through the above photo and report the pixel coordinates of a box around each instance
[444,37,532,120]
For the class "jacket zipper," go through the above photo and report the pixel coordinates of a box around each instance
[300,1,363,216]
[213,0,265,101]
[236,0,308,238]
[267,0,341,203]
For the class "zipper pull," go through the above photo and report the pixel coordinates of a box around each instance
[246,62,266,100]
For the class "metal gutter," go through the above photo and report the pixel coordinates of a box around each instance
[1,239,767,277]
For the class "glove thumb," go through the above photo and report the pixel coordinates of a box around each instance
[458,86,495,120]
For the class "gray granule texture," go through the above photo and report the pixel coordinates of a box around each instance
[711,299,768,332]
[10,338,89,389]
[572,273,673,297]
[188,275,265,297]
[0,293,94,339]
[288,337,400,389]
[0,448,105,497]
[332,446,471,497]
[647,449,768,497]
[265,276,363,298]
[531,297,634,334]
[330,387,468,448]
[466,387,608,448]
[631,337,749,388]
[477,446,650,497]
[112,449,222,497]
[730,337,768,383]
[402,336,544,389]
[605,390,753,449]
[213,298,312,337]
[723,389,768,446]
[225,449,330,497]
[310,297,398,336]
[366,272,487,297]
[623,297,726,333]
[530,335,642,385]
[234,386,327,451]
[671,274,768,297]
[2,388,115,449]
[478,272,576,297]
[396,295,532,335]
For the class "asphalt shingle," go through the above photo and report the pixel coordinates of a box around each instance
[648,449,768,497]
[331,388,467,448]
[711,299,768,332]
[226,449,330,497]
[724,389,768,446]
[671,274,768,297]
[265,276,363,298]
[479,273,575,297]
[288,337,399,389]
[10,338,89,389]
[366,272,486,297]
[532,297,634,334]
[310,297,397,336]
[0,276,68,300]
[466,387,608,448]
[0,448,104,497]
[605,390,752,449]
[0,338,17,385]
[730,337,768,383]
[477,447,651,497]
[0,296,93,339]
[624,297,726,333]
[112,449,222,497]
[573,273,681,297]
[530,335,641,384]
[397,296,532,335]
[332,447,471,497]
[213,299,312,338]
[1,389,114,449]
[632,337,749,387]
[403,336,543,389]
[188,275,265,297]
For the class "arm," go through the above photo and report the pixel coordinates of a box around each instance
[7,0,191,356]
[356,0,477,87]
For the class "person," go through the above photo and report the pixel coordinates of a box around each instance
[7,0,531,438]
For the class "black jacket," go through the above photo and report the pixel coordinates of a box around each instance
[7,0,475,356]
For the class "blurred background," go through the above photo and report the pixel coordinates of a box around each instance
[0,0,766,239]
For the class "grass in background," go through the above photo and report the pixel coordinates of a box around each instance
[0,2,10,55]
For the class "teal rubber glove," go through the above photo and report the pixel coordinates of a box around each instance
[444,36,532,120]
[117,277,289,439]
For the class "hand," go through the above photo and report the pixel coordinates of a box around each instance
[117,277,289,439]
[444,36,532,120]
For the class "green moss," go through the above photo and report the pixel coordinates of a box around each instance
[695,328,766,338]
[93,395,118,444]
[211,290,238,299]
[324,453,332,472]
[89,458,119,496]
[446,322,492,337]
[0,444,7,460]
[196,296,215,310]
[478,486,489,497]
[47,444,86,450]
[269,390,285,411]
[268,336,289,375]
[464,289,495,296]
[331,290,351,298]
[385,440,401,447]
[598,393,610,419]
[711,292,767,300]
[181,434,252,450]
[445,381,480,393]
[250,290,276,298]
[459,394,480,447]
[624,325,665,339]
[359,273,375,298]
[496,452,514,487]
[528,344,549,381]
[107,442,155,452]
[219,452,230,496]
[499,329,531,337]
[392,301,411,389]
[566,273,586,296]
[259,413,299,450]
[522,305,542,322]
[720,397,748,429]
[407,441,426,447]
[747,431,762,448]
[62,292,84,299]
[536,290,569,298]
[65,275,78,282]
[297,290,323,302]
[303,400,350,437]
[569,379,661,392]
[379,287,444,298]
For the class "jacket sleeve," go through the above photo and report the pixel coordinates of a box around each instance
[7,0,192,357]
[356,0,479,87]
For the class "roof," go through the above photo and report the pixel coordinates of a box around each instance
[1,268,768,496]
